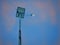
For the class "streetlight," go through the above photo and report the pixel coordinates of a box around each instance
[16,7,25,45]
[16,7,35,45]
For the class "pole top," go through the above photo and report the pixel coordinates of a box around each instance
[16,7,25,18]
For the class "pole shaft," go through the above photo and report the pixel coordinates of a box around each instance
[19,18,21,45]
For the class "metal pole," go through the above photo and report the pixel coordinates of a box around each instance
[19,18,21,45]
[16,7,25,45]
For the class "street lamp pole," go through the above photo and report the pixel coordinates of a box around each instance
[19,18,21,45]
[16,7,35,45]
[16,7,25,45]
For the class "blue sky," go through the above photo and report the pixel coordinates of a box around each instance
[0,0,60,45]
